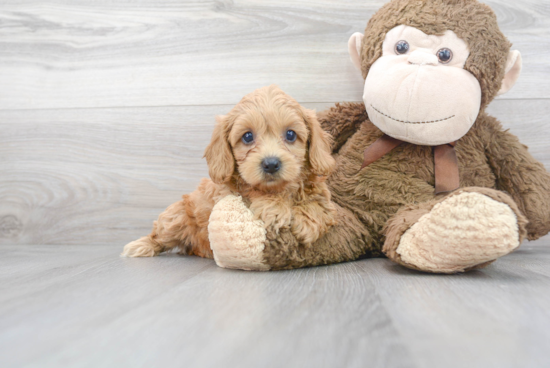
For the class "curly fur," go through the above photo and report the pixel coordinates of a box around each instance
[122,85,336,258]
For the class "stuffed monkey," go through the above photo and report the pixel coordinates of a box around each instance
[209,0,550,273]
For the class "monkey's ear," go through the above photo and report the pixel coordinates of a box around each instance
[348,32,364,71]
[497,50,522,96]
[203,115,235,184]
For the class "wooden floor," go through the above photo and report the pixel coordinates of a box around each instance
[1,240,550,368]
[1,0,550,367]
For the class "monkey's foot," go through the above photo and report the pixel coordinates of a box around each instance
[386,189,524,273]
[208,195,269,271]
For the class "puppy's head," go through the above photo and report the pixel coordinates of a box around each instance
[204,85,335,192]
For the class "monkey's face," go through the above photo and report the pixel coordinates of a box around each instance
[362,25,482,145]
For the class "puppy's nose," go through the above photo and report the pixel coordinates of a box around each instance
[261,157,281,174]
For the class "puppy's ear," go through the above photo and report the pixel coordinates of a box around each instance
[302,108,335,177]
[204,115,235,184]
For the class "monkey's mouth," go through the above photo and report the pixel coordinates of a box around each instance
[371,105,455,124]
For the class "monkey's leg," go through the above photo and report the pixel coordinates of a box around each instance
[122,180,217,258]
[383,187,528,273]
[208,195,374,270]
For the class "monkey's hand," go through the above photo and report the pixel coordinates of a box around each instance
[208,195,270,271]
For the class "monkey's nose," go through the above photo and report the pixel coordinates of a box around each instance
[261,157,281,174]
[407,49,438,66]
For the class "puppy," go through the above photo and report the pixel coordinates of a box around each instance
[122,85,336,259]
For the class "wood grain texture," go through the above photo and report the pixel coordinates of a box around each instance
[0,0,549,110]
[1,100,548,246]
[0,242,549,368]
[362,241,550,368]
[0,245,413,368]
[0,102,329,246]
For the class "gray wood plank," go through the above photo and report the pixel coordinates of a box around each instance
[0,0,548,110]
[0,102,329,246]
[0,245,414,368]
[1,100,548,246]
[1,242,549,368]
[360,242,550,368]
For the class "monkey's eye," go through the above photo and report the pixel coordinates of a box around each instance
[395,40,409,55]
[437,48,453,64]
[242,131,254,144]
[285,130,297,142]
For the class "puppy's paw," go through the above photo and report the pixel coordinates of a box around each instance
[121,236,161,257]
[291,204,336,245]
[208,195,270,271]
[291,212,323,245]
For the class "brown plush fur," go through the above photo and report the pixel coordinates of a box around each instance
[122,85,336,258]
[262,105,550,271]
[255,0,550,271]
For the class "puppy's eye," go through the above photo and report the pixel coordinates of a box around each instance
[437,48,453,64]
[285,130,297,142]
[242,131,254,144]
[395,40,409,55]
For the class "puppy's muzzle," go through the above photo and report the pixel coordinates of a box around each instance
[261,157,281,174]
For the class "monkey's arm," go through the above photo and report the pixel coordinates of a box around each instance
[208,196,375,270]
[261,203,376,270]
[318,102,368,153]
[483,117,550,240]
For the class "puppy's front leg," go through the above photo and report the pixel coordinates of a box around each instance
[122,179,221,258]
[290,201,337,245]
